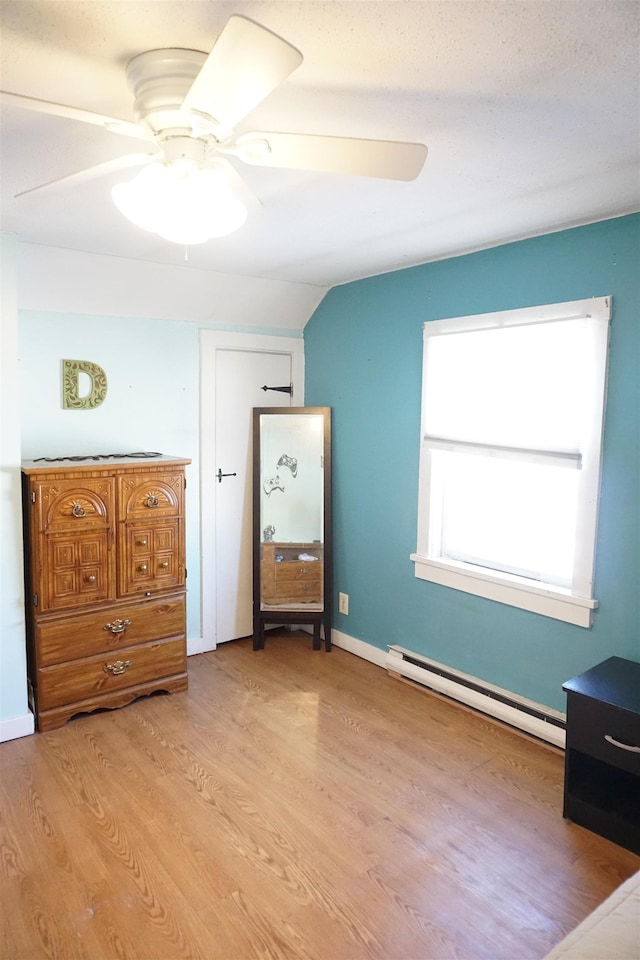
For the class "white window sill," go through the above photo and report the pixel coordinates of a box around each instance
[410,554,597,628]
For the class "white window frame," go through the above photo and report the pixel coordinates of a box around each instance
[411,296,612,628]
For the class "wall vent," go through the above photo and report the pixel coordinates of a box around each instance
[386,645,566,748]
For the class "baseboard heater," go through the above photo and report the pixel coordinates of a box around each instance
[386,645,566,749]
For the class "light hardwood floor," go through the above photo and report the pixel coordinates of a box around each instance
[1,631,638,960]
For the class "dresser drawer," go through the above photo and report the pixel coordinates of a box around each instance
[273,580,322,602]
[118,472,184,520]
[36,594,186,666]
[275,561,322,583]
[33,476,115,533]
[37,636,186,711]
[566,693,640,776]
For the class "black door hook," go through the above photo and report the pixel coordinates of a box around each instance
[217,468,237,483]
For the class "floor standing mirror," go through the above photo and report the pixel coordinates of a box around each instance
[252,407,332,651]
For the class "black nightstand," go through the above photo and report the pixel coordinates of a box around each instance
[562,656,640,854]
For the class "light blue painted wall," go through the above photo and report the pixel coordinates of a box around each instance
[19,311,201,644]
[304,214,640,711]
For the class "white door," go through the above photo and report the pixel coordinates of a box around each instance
[214,349,291,643]
[200,331,304,649]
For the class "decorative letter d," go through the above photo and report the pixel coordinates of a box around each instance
[62,359,108,410]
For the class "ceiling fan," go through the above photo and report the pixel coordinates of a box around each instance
[1,15,428,244]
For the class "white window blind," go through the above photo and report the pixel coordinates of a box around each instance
[412,296,611,627]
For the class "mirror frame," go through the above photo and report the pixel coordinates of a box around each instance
[252,406,332,651]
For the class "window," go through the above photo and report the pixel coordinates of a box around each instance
[412,296,611,627]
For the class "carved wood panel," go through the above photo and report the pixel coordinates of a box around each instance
[32,478,115,612]
[119,521,183,597]
[43,530,113,611]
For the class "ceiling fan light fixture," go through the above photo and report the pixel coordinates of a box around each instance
[112,161,247,245]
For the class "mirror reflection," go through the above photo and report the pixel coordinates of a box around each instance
[253,407,332,652]
[259,413,324,611]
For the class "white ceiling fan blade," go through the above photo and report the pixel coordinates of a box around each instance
[181,15,303,134]
[15,152,160,198]
[233,132,428,181]
[1,90,152,141]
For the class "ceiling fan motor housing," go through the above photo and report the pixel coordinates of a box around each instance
[162,135,208,168]
[126,48,207,135]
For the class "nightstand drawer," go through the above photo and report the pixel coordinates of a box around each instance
[567,694,640,776]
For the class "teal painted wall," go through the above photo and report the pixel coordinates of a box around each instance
[304,214,640,711]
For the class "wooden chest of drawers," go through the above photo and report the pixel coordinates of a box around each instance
[260,542,324,606]
[22,455,190,732]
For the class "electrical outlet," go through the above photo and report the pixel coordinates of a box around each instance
[339,592,349,615]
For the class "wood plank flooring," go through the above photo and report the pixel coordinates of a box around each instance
[1,631,638,960]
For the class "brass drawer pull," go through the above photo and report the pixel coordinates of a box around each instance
[104,618,131,635]
[104,660,131,676]
[138,538,148,547]
[604,734,640,754]
[71,503,86,518]
[145,494,159,508]
[86,575,96,583]
[301,567,309,574]
[302,583,309,591]
[139,564,148,573]
[160,561,169,569]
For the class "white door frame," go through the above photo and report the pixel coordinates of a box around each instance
[199,330,305,651]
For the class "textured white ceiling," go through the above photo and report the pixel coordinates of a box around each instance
[1,0,638,290]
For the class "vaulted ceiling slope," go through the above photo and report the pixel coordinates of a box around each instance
[1,1,638,289]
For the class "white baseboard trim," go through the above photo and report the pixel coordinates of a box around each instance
[331,628,387,668]
[0,711,35,742]
[330,631,564,748]
[386,645,566,748]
